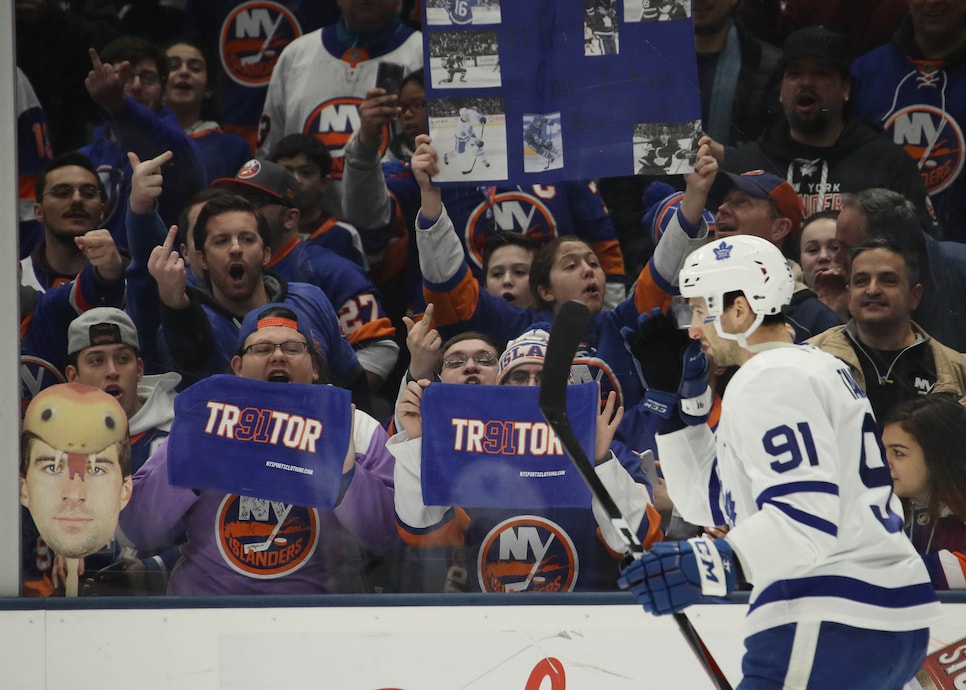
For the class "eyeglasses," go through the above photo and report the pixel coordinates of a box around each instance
[125,71,161,86]
[242,341,309,357]
[44,183,102,201]
[504,370,542,386]
[441,351,498,369]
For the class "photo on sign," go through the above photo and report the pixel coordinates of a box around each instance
[632,119,700,175]
[522,113,564,173]
[425,0,503,26]
[429,96,508,181]
[429,30,502,89]
[626,0,692,23]
[584,0,620,55]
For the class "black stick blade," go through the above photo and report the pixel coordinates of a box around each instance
[539,300,591,414]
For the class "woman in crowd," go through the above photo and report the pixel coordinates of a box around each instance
[883,394,966,590]
[798,211,849,322]
[163,40,251,181]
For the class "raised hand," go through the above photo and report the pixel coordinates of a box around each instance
[357,87,399,149]
[397,378,431,440]
[412,134,442,221]
[595,389,623,464]
[402,302,442,381]
[128,150,173,215]
[75,229,123,282]
[85,47,129,114]
[147,225,189,309]
[680,136,718,226]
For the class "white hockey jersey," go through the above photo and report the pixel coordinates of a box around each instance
[256,24,423,184]
[658,343,940,637]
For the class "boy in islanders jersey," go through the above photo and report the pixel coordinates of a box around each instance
[619,235,940,689]
[389,326,661,593]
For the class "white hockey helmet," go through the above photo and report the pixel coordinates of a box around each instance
[679,235,794,343]
[459,107,470,121]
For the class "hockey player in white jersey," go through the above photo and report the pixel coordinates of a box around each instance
[619,234,940,689]
[443,107,490,172]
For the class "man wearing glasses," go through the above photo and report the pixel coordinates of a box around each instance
[118,304,397,595]
[82,35,206,253]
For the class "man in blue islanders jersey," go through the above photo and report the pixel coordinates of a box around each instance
[445,0,474,26]
[619,235,940,689]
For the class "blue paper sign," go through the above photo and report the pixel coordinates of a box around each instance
[423,0,701,184]
[420,381,598,508]
[167,375,351,509]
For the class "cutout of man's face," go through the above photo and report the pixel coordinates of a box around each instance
[20,383,132,559]
[21,438,132,558]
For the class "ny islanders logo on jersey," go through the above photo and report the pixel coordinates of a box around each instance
[96,164,124,229]
[885,104,964,196]
[570,351,623,408]
[221,2,302,86]
[464,188,558,270]
[215,494,319,578]
[302,97,388,180]
[20,355,66,414]
[477,515,578,593]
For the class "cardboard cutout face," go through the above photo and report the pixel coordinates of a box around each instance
[20,383,132,559]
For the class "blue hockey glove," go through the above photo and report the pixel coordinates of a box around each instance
[617,536,737,615]
[636,339,712,427]
[677,339,712,426]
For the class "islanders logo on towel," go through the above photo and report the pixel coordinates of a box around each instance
[215,494,319,578]
[476,515,578,593]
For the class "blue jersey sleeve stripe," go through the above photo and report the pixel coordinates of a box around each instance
[756,481,839,508]
[709,461,725,526]
[762,499,838,537]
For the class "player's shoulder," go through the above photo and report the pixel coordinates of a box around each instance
[732,343,840,389]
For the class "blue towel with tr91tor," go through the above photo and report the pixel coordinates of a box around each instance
[167,375,352,509]
[420,382,598,509]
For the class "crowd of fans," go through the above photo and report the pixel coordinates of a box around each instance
[13,0,966,599]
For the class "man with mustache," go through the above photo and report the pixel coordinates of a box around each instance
[809,236,966,420]
[721,26,937,236]
[22,152,110,292]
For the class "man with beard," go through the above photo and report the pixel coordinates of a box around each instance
[211,158,398,392]
[722,26,936,234]
[692,0,780,147]
[148,194,370,411]
[22,152,111,291]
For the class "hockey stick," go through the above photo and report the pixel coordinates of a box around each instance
[539,300,734,690]
[462,119,486,174]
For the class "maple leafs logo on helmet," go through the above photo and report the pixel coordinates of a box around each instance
[680,235,794,343]
[712,240,733,261]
